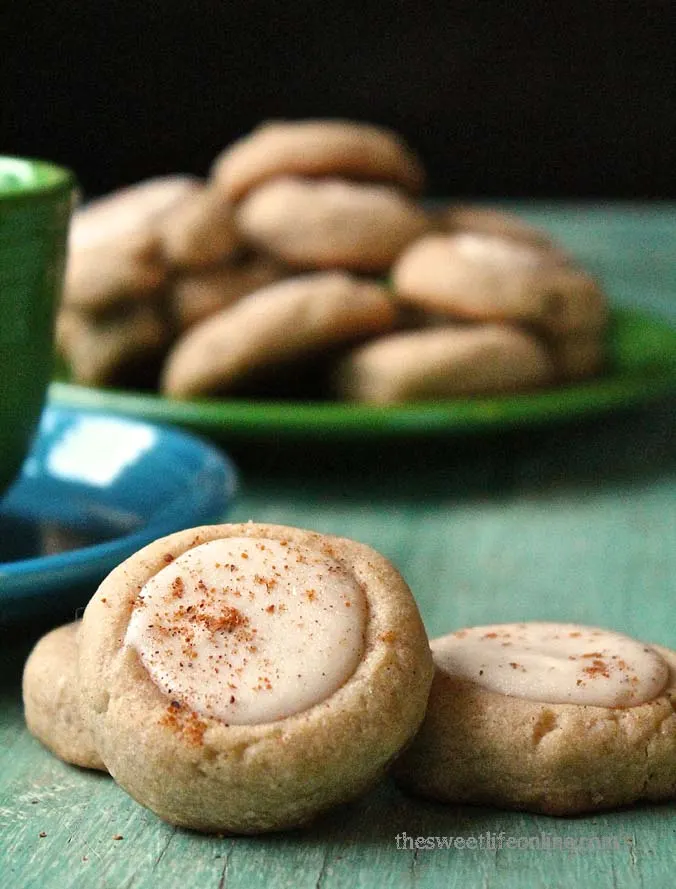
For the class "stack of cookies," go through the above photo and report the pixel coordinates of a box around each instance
[57,119,609,402]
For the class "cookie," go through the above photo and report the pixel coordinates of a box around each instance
[64,176,200,312]
[169,252,287,332]
[71,176,202,247]
[436,204,558,250]
[78,522,433,833]
[235,177,429,272]
[335,324,556,403]
[393,232,608,335]
[161,272,397,397]
[159,186,239,270]
[57,300,170,388]
[22,622,106,771]
[394,623,676,815]
[212,119,425,201]
[64,226,167,313]
[547,332,605,380]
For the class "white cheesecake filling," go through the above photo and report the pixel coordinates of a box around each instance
[433,622,669,708]
[125,537,366,724]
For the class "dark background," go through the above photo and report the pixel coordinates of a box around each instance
[3,2,675,200]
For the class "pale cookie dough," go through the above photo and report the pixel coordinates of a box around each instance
[235,178,430,272]
[64,176,200,311]
[334,324,555,403]
[169,252,287,332]
[78,523,433,833]
[23,622,106,771]
[394,622,676,815]
[393,232,608,336]
[159,186,239,269]
[212,119,425,201]
[57,300,170,388]
[161,272,397,397]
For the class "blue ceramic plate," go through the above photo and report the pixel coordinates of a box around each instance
[0,406,237,623]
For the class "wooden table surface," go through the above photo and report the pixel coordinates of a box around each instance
[2,204,676,888]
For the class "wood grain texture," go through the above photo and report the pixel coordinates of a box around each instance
[3,205,676,887]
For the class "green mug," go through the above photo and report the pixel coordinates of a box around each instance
[0,156,75,496]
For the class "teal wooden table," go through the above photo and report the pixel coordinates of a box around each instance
[2,204,676,888]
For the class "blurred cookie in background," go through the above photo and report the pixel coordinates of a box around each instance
[162,272,398,398]
[545,332,606,381]
[64,175,200,312]
[57,299,171,389]
[159,185,239,270]
[392,231,608,337]
[435,203,558,251]
[212,119,426,201]
[56,118,609,400]
[335,324,555,404]
[235,177,430,272]
[168,251,288,332]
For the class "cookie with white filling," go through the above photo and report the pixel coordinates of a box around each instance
[393,622,676,815]
[78,523,433,833]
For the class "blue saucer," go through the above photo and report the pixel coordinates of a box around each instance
[0,406,237,623]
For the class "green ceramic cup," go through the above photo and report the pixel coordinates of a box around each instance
[0,156,75,496]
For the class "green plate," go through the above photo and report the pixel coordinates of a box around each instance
[49,307,676,440]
